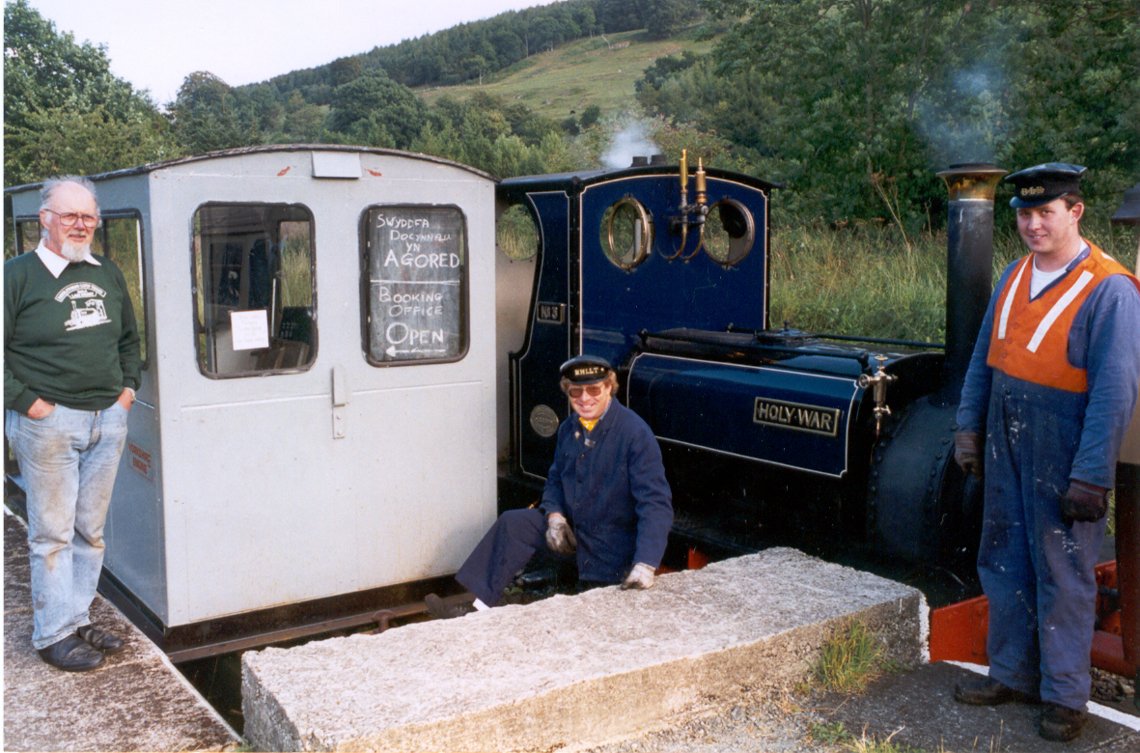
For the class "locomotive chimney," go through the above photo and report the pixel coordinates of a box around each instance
[936,163,1006,404]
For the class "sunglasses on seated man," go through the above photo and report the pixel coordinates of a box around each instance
[566,384,605,398]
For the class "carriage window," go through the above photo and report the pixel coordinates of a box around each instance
[192,204,316,377]
[9,219,41,260]
[12,215,149,363]
[702,199,755,267]
[363,205,468,365]
[92,216,148,363]
[600,197,652,270]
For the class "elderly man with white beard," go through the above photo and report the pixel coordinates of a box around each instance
[5,176,141,672]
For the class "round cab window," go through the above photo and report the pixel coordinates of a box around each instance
[496,203,539,261]
[600,197,652,270]
[703,199,754,267]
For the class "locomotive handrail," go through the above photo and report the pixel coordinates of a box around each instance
[725,325,945,352]
[638,328,877,370]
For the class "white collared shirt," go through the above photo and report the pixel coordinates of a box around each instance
[34,240,101,279]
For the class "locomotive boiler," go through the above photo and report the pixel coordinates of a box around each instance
[496,157,1002,597]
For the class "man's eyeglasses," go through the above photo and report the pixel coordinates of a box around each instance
[44,209,100,228]
[566,384,605,398]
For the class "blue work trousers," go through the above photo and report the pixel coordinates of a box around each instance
[979,378,1105,710]
[456,508,549,607]
[5,404,129,649]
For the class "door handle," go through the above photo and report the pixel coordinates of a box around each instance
[331,365,348,438]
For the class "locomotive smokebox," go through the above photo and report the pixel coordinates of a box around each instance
[936,164,1007,403]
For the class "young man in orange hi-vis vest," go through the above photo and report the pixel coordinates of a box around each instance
[951,163,1140,743]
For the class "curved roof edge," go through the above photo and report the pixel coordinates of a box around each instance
[4,144,497,195]
[498,163,782,198]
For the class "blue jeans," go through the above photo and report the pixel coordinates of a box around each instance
[5,403,129,649]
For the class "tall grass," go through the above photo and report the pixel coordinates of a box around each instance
[770,224,950,343]
[812,620,886,694]
[769,218,1137,342]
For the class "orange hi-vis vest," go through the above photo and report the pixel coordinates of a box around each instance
[987,242,1139,393]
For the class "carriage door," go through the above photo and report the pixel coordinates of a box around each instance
[181,191,490,624]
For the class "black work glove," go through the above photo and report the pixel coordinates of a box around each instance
[1060,480,1109,525]
[953,431,983,478]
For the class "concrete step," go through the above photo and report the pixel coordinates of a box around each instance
[3,509,240,752]
[242,548,926,752]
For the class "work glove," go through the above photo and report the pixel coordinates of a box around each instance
[953,431,983,478]
[544,513,577,555]
[1060,480,1109,525]
[621,562,656,590]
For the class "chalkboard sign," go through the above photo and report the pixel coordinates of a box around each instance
[365,205,467,364]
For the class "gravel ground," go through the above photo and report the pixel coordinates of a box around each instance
[581,668,1137,753]
[1091,667,1138,714]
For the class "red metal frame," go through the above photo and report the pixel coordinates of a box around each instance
[929,560,1134,677]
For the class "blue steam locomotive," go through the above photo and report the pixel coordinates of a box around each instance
[496,154,994,596]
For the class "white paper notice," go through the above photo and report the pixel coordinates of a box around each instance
[229,309,270,350]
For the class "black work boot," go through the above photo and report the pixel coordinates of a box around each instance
[77,624,126,654]
[37,634,105,672]
[424,593,476,620]
[1039,703,1088,742]
[953,675,1039,705]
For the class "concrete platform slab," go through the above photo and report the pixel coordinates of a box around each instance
[242,548,926,752]
[3,509,240,752]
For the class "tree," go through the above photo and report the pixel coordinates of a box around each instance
[636,50,702,97]
[4,0,176,183]
[169,71,258,154]
[996,0,1140,225]
[692,0,947,225]
[579,104,603,130]
[598,0,644,32]
[413,92,565,177]
[244,83,285,137]
[644,0,695,39]
[489,27,526,68]
[461,54,492,85]
[326,70,427,148]
[672,0,1140,228]
[280,92,327,143]
[6,105,177,180]
[329,56,363,87]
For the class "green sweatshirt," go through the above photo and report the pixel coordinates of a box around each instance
[4,248,141,413]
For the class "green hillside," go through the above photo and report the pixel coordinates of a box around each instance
[415,28,717,122]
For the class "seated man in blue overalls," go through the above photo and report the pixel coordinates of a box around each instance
[428,355,673,617]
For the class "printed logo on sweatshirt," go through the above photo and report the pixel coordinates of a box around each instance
[54,282,112,332]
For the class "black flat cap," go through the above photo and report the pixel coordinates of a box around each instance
[560,355,612,383]
[1005,162,1087,208]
